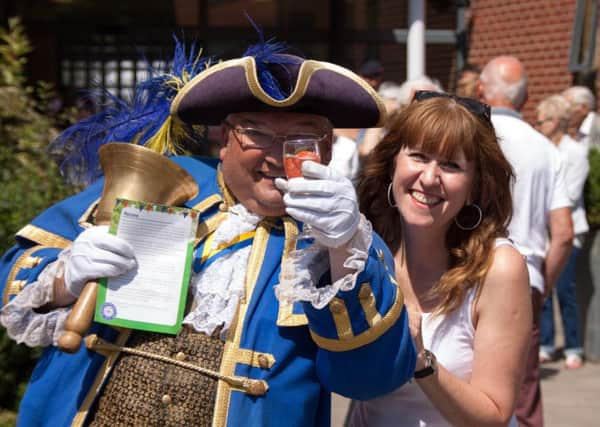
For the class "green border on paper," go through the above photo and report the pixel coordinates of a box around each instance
[94,198,198,335]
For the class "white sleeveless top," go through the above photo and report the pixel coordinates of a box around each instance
[347,239,518,427]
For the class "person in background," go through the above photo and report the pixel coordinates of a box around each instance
[562,85,600,149]
[343,59,387,159]
[479,55,574,427]
[359,77,443,161]
[329,128,361,183]
[454,63,480,98]
[535,94,589,369]
[358,59,385,91]
[347,92,531,427]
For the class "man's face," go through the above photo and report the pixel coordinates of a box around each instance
[564,96,590,130]
[220,112,333,217]
[535,112,559,140]
[456,70,479,98]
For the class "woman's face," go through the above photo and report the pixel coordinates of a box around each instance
[391,145,475,233]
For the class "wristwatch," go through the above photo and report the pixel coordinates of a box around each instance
[413,349,437,379]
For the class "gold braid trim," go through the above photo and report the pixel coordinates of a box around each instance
[191,194,222,214]
[216,164,236,209]
[358,283,383,327]
[329,298,354,339]
[195,212,227,245]
[235,349,276,370]
[276,216,308,327]
[3,246,41,305]
[16,225,71,249]
[213,220,271,427]
[309,281,405,352]
[71,329,132,427]
[85,335,268,396]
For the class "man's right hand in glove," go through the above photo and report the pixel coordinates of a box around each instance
[62,225,137,299]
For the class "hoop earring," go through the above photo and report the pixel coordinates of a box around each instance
[387,183,397,207]
[454,203,482,231]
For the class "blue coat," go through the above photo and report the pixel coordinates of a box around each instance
[0,156,416,427]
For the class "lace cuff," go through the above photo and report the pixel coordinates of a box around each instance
[275,214,372,310]
[0,252,71,347]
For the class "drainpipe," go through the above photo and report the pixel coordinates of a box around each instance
[407,0,425,80]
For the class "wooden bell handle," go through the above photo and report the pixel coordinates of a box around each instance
[57,281,98,353]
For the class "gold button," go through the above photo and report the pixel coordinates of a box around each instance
[218,203,228,212]
[330,300,344,314]
[175,352,186,361]
[358,285,371,300]
[257,354,270,369]
[161,394,172,405]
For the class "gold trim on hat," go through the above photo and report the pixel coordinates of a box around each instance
[171,57,387,127]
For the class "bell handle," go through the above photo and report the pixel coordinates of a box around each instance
[57,281,98,353]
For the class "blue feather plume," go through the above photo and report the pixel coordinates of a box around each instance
[49,36,210,187]
[242,12,303,100]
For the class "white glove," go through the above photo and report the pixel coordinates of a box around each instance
[275,161,360,248]
[64,225,137,297]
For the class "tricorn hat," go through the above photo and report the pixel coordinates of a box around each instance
[171,48,387,128]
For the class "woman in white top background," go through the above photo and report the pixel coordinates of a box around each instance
[535,94,589,369]
[349,92,532,426]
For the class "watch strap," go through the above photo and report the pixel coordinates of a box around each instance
[413,349,436,379]
[413,365,435,379]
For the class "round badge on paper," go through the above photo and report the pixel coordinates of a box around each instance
[101,302,117,320]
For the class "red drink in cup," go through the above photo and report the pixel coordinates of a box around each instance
[284,150,321,178]
[283,139,321,179]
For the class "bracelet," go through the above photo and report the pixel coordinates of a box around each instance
[413,349,437,379]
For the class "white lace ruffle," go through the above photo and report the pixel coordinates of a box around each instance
[0,251,71,347]
[183,203,262,339]
[274,214,373,310]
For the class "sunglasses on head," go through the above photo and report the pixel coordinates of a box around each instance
[413,90,492,126]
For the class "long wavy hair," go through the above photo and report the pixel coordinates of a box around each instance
[358,96,514,315]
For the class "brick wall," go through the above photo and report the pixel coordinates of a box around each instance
[468,0,578,122]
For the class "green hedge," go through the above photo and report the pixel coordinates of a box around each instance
[585,147,600,229]
[0,17,76,413]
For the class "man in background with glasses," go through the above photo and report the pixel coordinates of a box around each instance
[478,55,573,427]
[0,41,416,426]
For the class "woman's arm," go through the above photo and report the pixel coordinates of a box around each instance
[415,245,532,426]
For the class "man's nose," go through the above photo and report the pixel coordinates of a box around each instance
[265,142,284,165]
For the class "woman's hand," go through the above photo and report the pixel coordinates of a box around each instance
[406,304,427,369]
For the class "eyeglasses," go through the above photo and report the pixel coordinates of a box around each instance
[413,90,492,126]
[224,121,327,150]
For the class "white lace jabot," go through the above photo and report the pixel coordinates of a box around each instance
[183,204,262,339]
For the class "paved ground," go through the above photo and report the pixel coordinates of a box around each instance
[332,359,600,426]
[540,357,600,427]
